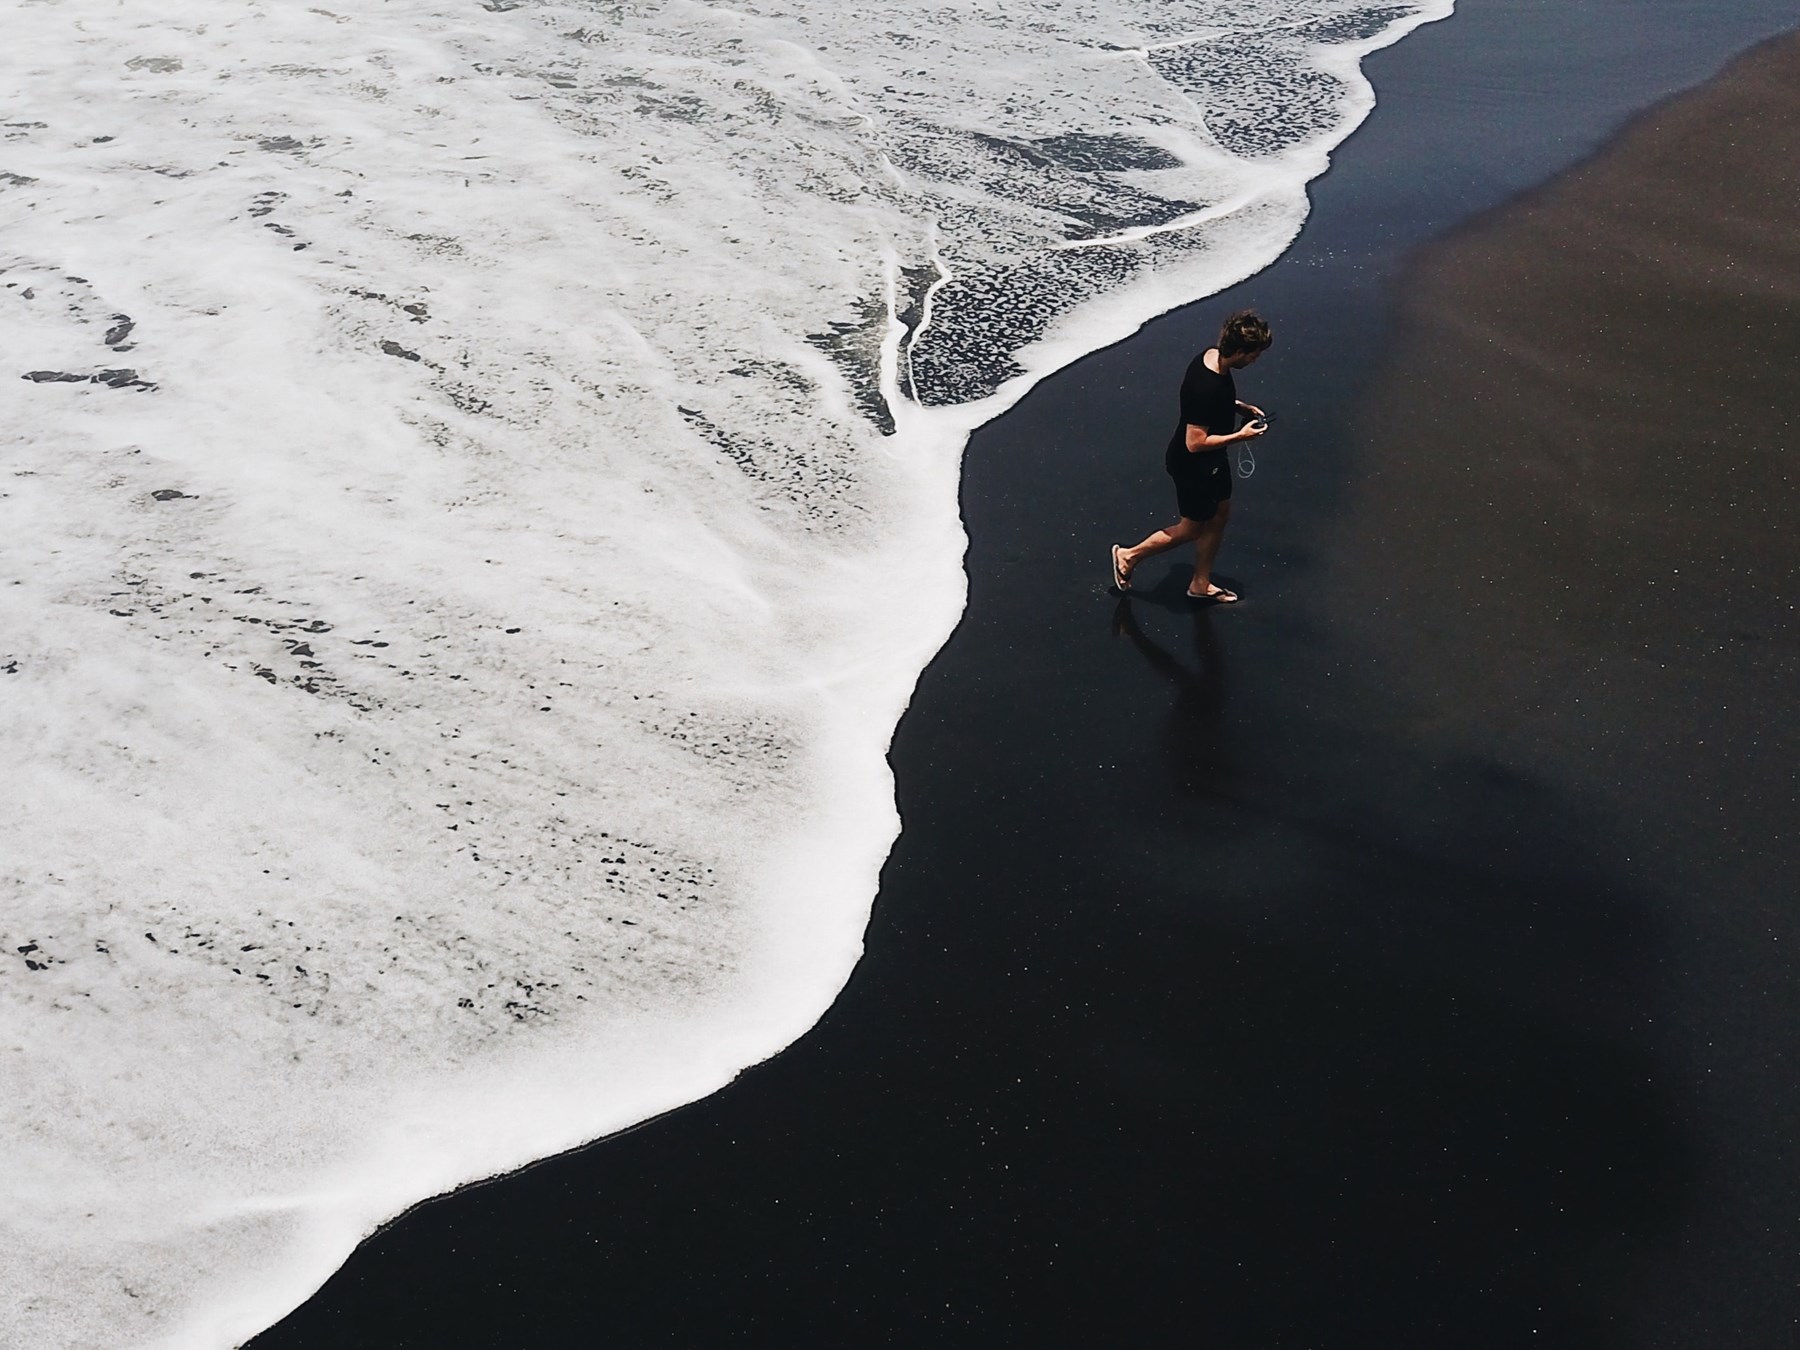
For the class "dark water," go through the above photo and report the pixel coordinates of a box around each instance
[252,2,1800,1345]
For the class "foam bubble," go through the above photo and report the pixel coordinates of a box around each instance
[0,0,1447,1342]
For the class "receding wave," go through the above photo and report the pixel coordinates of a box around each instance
[0,1,1447,1343]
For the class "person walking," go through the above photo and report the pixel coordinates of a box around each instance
[1111,310,1272,602]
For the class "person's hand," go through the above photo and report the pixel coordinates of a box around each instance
[1241,403,1265,418]
[1237,419,1268,440]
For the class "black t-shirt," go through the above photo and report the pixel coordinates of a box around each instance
[1164,352,1236,474]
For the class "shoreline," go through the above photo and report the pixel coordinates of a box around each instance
[250,5,1800,1346]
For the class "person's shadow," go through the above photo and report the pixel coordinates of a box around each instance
[1111,598,1240,798]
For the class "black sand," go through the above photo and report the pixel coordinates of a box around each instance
[251,4,1800,1346]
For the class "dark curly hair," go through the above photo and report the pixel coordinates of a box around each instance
[1217,309,1272,358]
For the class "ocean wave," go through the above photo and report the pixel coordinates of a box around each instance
[0,0,1446,1342]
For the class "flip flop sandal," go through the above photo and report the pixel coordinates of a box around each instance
[1111,544,1132,594]
[1186,583,1239,603]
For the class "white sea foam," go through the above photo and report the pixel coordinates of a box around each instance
[0,0,1448,1342]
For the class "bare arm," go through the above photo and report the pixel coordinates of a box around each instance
[1185,420,1265,452]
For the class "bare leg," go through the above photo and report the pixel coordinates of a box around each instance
[1119,517,1204,584]
[1187,501,1235,599]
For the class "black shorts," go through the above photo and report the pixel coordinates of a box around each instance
[1169,448,1233,522]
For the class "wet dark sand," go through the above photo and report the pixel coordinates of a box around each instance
[1320,31,1800,1339]
[251,5,1800,1347]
